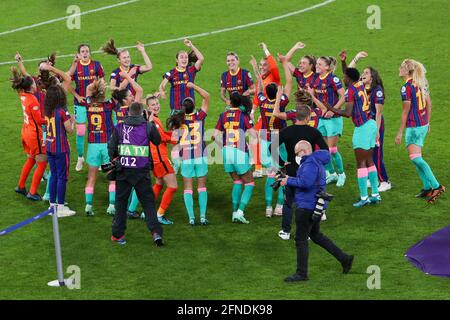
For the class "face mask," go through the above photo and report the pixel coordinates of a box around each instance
[295,156,302,165]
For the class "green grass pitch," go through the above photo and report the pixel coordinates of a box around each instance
[0,0,449,299]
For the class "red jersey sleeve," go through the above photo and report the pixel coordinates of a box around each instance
[215,114,224,131]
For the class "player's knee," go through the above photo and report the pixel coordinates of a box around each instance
[76,124,86,136]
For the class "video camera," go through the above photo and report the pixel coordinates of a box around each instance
[312,191,334,222]
[271,165,288,191]
[100,158,121,181]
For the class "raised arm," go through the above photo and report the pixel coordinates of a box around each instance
[15,52,29,76]
[136,42,152,73]
[159,77,169,100]
[348,51,368,68]
[284,42,306,75]
[187,82,210,113]
[184,39,204,70]
[40,63,72,93]
[119,71,143,102]
[279,54,292,97]
[338,50,348,74]
[67,53,80,77]
[272,85,287,120]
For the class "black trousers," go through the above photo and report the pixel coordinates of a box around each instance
[294,208,348,277]
[112,170,162,239]
[281,186,296,233]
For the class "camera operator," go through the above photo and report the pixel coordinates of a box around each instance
[280,140,353,282]
[275,100,329,240]
[107,102,163,246]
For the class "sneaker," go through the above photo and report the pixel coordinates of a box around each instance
[15,186,27,196]
[85,204,94,216]
[111,235,126,245]
[265,206,273,218]
[158,216,174,225]
[232,211,238,222]
[152,233,164,247]
[284,273,308,282]
[253,169,263,178]
[427,185,446,204]
[127,211,140,219]
[342,255,354,274]
[140,212,146,220]
[106,204,116,216]
[326,173,338,184]
[200,218,208,226]
[415,189,432,198]
[75,157,84,172]
[321,213,327,221]
[189,218,195,226]
[336,173,346,187]
[26,193,42,201]
[353,198,370,208]
[274,204,283,216]
[235,215,250,224]
[378,181,392,192]
[57,206,76,217]
[369,194,381,204]
[278,230,290,240]
[42,193,50,201]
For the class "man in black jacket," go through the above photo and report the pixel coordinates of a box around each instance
[277,105,329,240]
[108,102,163,246]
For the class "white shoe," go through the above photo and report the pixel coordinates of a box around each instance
[265,206,273,218]
[76,157,84,172]
[253,169,263,178]
[326,173,338,184]
[57,206,76,217]
[274,204,283,216]
[378,181,392,192]
[336,173,346,187]
[321,213,327,221]
[278,230,290,240]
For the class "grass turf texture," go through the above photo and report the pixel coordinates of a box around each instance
[0,0,449,299]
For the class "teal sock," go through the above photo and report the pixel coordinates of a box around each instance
[357,168,369,199]
[76,135,85,158]
[198,189,208,219]
[412,157,439,189]
[332,151,344,174]
[183,191,195,220]
[277,186,285,205]
[368,167,379,195]
[265,177,275,207]
[109,192,116,205]
[239,183,255,211]
[85,192,93,205]
[414,165,432,190]
[45,171,51,195]
[128,189,139,212]
[325,161,335,174]
[232,182,243,212]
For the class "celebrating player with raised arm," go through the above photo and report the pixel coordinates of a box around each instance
[159,39,204,112]
[220,52,254,105]
[111,71,144,125]
[213,92,257,224]
[67,44,105,172]
[283,42,318,91]
[395,59,444,203]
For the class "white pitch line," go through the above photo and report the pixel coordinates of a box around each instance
[0,0,140,37]
[0,0,335,66]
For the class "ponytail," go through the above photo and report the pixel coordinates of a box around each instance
[10,67,34,92]
[402,59,429,97]
[101,39,121,58]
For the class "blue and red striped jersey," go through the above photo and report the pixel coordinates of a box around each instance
[215,108,253,152]
[311,72,343,118]
[346,81,371,127]
[286,107,322,128]
[369,85,385,119]
[164,66,199,111]
[401,79,428,128]
[110,64,141,96]
[220,68,253,96]
[257,92,289,141]
[292,69,317,90]
[178,109,207,160]
[46,107,71,153]
[87,100,115,143]
[114,104,129,124]
[72,60,104,107]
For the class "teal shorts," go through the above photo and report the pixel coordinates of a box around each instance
[181,157,208,178]
[86,143,110,167]
[405,124,429,147]
[223,146,251,176]
[352,119,377,150]
[318,117,343,137]
[260,139,278,168]
[74,105,87,124]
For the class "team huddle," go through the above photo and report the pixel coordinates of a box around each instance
[11,38,446,238]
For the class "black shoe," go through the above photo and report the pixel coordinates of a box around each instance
[15,186,27,196]
[26,193,42,201]
[427,185,446,204]
[342,255,354,274]
[127,211,140,219]
[153,233,164,247]
[284,273,308,282]
[415,189,432,198]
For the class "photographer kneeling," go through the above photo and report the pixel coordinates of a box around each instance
[280,140,353,282]
[107,102,163,246]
